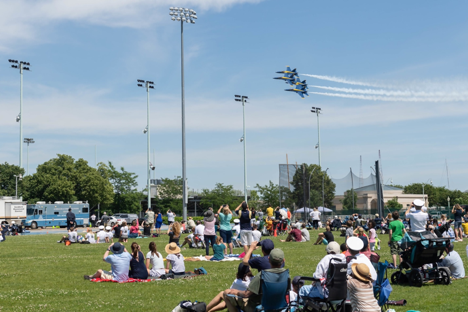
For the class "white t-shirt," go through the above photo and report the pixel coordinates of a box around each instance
[107,231,113,240]
[166,253,185,273]
[195,224,205,241]
[187,233,203,248]
[97,231,107,243]
[120,226,129,237]
[68,232,77,243]
[252,230,262,242]
[407,210,428,232]
[146,251,164,269]
[230,277,252,291]
[347,253,377,282]
[310,211,321,220]
[86,233,96,243]
[167,212,175,222]
[233,225,241,238]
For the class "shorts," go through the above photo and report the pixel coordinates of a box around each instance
[390,241,400,255]
[155,221,162,229]
[148,223,154,229]
[168,221,174,226]
[219,229,232,244]
[454,221,462,229]
[240,230,253,246]
[225,295,257,312]
[322,239,328,245]
[101,270,113,280]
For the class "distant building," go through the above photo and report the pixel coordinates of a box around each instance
[332,184,427,211]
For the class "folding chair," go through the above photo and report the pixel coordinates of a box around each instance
[256,269,291,312]
[374,261,392,311]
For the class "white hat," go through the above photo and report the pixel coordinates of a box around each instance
[11,221,15,224]
[413,199,424,207]
[99,225,104,230]
[105,226,112,230]
[234,219,240,224]
[347,237,364,251]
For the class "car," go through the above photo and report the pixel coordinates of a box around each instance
[96,216,118,227]
[112,213,139,225]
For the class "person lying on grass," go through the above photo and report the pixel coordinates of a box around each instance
[223,248,287,312]
[129,242,148,279]
[165,242,186,275]
[84,242,132,282]
[146,241,165,278]
[206,263,253,312]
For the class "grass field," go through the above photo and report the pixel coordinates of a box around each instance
[1,229,467,312]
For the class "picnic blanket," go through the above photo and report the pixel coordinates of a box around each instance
[90,277,153,283]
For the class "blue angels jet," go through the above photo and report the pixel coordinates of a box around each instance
[273,66,299,85]
[291,78,308,89]
[285,83,309,99]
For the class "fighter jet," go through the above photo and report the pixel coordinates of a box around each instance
[276,66,298,77]
[285,83,309,99]
[291,78,308,89]
[273,66,299,85]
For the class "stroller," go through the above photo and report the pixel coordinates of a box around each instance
[391,231,451,287]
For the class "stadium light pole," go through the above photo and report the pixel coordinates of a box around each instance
[235,95,249,203]
[23,138,35,176]
[170,7,197,221]
[322,168,329,208]
[9,59,31,169]
[308,167,317,208]
[14,174,23,198]
[311,107,322,168]
[422,179,432,206]
[137,79,155,212]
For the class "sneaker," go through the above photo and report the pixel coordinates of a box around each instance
[387,264,395,269]
[83,275,92,280]
[57,241,62,243]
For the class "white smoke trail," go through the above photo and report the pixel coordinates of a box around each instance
[310,85,468,98]
[309,91,468,102]
[301,74,382,87]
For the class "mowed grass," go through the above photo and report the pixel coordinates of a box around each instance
[1,229,468,312]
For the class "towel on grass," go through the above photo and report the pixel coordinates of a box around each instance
[90,278,152,283]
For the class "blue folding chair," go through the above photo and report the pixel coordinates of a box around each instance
[374,261,393,311]
[257,269,291,312]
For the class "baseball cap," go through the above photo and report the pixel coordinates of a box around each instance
[269,248,285,265]
[326,241,341,254]
[347,237,364,251]
[259,239,274,252]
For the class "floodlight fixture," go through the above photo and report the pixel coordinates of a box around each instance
[16,114,21,122]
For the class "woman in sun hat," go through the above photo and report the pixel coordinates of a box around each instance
[165,242,185,275]
[348,263,380,311]
[203,209,217,256]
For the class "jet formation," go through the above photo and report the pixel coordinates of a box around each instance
[273,66,309,98]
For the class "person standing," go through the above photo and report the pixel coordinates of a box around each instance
[155,210,163,235]
[266,206,274,218]
[101,212,109,227]
[310,208,321,230]
[146,208,155,233]
[167,210,176,230]
[218,205,233,255]
[203,210,217,256]
[405,199,428,232]
[66,208,76,231]
[452,204,464,242]
[90,213,96,227]
[235,201,253,254]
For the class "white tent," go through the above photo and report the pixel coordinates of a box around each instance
[318,206,333,212]
[294,207,314,213]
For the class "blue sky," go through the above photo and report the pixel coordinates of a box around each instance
[1,0,468,195]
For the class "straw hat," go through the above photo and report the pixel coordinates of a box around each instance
[165,242,181,254]
[351,263,372,282]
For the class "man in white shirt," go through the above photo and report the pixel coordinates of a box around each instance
[299,242,346,299]
[97,225,108,243]
[194,220,205,242]
[252,223,262,242]
[68,228,77,243]
[232,219,241,239]
[405,199,428,232]
[346,237,377,282]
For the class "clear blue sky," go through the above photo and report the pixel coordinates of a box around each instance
[1,0,468,194]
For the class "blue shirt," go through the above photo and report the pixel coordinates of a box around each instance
[248,255,284,272]
[239,210,252,231]
[212,243,226,260]
[105,252,132,282]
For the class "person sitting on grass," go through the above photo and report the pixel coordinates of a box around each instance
[313,225,334,245]
[345,220,354,241]
[96,225,107,243]
[146,241,165,278]
[105,226,113,243]
[58,227,77,244]
[348,263,381,311]
[84,242,132,282]
[168,221,182,246]
[181,227,199,249]
[129,220,139,238]
[128,242,148,279]
[252,223,262,242]
[280,224,303,242]
[299,242,345,300]
[300,223,310,242]
[165,242,185,275]
[85,228,96,244]
[353,226,368,239]
[206,263,253,312]
[112,221,121,240]
[206,236,226,261]
[331,216,342,231]
[223,248,287,312]
[438,244,465,279]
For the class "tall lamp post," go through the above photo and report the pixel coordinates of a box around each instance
[308,167,317,208]
[137,79,154,211]
[311,107,322,168]
[235,95,249,202]
[23,138,35,176]
[169,7,197,221]
[322,168,329,208]
[14,174,23,198]
[9,59,31,169]
[422,179,432,206]
[447,196,450,213]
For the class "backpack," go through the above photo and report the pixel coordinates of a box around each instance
[176,301,207,312]
[194,267,207,275]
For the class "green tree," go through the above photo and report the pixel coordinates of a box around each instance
[291,164,335,208]
[0,162,25,197]
[247,190,260,211]
[255,181,279,208]
[340,189,358,210]
[386,196,403,209]
[403,183,436,206]
[200,183,243,210]
[157,177,183,200]
[100,162,143,214]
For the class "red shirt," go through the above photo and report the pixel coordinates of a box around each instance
[291,229,302,242]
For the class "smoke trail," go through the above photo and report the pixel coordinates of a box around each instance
[309,91,468,102]
[301,74,382,87]
[310,85,468,98]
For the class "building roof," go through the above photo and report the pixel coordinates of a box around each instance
[353,184,403,192]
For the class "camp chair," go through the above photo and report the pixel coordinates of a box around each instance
[299,259,348,312]
[374,261,392,311]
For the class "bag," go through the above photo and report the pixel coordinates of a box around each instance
[194,267,207,275]
[65,240,71,246]
[152,233,159,237]
[160,273,175,280]
[177,301,207,312]
[81,241,90,244]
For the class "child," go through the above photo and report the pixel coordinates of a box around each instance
[206,237,226,261]
[206,263,253,312]
[367,220,376,251]
[348,263,380,311]
[85,228,96,243]
[165,242,185,275]
[120,221,128,243]
[388,211,405,269]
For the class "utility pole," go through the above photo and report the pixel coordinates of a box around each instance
[235,95,249,202]
[311,107,322,167]
[23,138,35,175]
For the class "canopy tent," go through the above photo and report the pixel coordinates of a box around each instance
[318,206,333,212]
[294,207,314,214]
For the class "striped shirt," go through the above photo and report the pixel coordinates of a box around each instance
[347,276,380,312]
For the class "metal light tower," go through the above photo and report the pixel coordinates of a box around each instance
[169,7,197,221]
[14,174,22,198]
[137,79,155,211]
[322,168,329,208]
[23,138,35,176]
[9,59,31,169]
[311,107,322,168]
[235,95,249,202]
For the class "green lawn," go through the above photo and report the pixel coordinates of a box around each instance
[0,230,467,311]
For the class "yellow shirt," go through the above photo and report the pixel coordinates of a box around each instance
[266,207,274,217]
